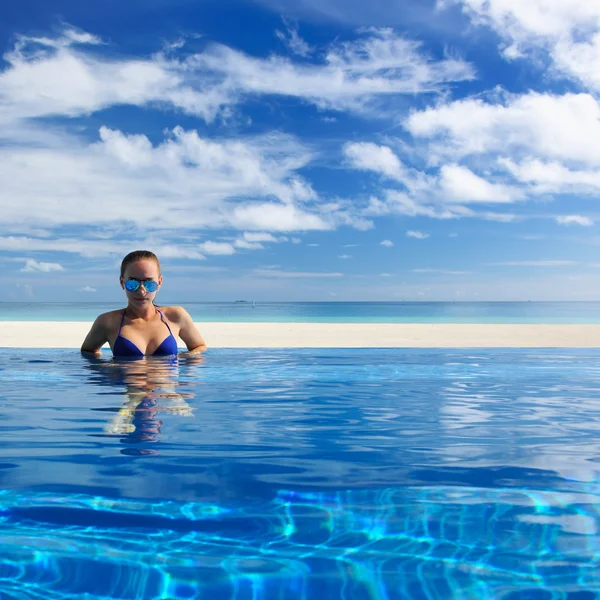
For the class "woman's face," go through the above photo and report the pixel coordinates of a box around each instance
[120,259,163,308]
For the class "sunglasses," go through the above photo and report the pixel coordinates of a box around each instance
[124,279,159,293]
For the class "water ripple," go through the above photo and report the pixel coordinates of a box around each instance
[2,349,600,597]
[1,487,600,598]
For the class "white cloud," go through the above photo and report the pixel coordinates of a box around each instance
[0,125,335,244]
[21,259,64,272]
[230,203,330,231]
[243,232,279,243]
[347,143,523,221]
[253,268,343,277]
[554,33,600,92]
[500,158,600,194]
[199,241,236,255]
[344,142,406,180]
[79,286,97,292]
[337,254,352,259]
[380,273,393,276]
[275,20,313,57]
[1,29,224,123]
[0,24,468,124]
[445,0,600,41]
[406,92,600,168]
[365,189,519,223]
[412,268,471,274]
[0,25,473,261]
[380,239,394,247]
[195,27,474,113]
[492,260,576,267]
[233,231,295,250]
[234,239,264,250]
[479,211,516,223]
[365,190,471,219]
[0,236,207,259]
[439,164,521,203]
[445,0,600,91]
[556,215,594,226]
[5,15,599,277]
[406,230,430,239]
[366,193,426,217]
[341,90,600,224]
[328,210,374,231]
[383,91,600,219]
[98,126,319,209]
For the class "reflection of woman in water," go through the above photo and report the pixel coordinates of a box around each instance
[81,250,207,358]
[84,354,202,454]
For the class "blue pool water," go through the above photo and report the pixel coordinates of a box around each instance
[2,348,600,598]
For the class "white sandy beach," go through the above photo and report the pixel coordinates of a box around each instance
[1,321,599,348]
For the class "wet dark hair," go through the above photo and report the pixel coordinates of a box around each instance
[120,250,161,278]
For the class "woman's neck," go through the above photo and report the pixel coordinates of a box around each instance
[125,304,157,321]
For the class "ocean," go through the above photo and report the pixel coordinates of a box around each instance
[2,301,600,323]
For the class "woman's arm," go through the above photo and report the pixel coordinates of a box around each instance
[81,314,110,356]
[174,307,207,353]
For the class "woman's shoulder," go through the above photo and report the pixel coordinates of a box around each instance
[94,309,125,327]
[156,305,190,323]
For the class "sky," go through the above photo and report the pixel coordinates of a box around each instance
[2,0,600,302]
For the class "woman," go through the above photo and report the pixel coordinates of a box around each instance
[81,250,207,357]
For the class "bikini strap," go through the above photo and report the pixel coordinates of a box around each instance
[117,309,126,336]
[156,308,173,335]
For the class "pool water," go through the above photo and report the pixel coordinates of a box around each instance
[2,348,600,599]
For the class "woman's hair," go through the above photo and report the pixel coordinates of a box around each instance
[120,250,161,278]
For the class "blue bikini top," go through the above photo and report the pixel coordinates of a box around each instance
[113,307,179,358]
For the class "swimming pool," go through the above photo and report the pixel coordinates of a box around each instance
[1,348,600,598]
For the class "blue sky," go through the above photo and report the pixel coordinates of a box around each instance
[2,0,600,302]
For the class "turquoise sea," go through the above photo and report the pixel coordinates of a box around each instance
[2,301,600,323]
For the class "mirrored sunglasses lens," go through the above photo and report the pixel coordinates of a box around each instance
[125,280,141,292]
[144,280,158,292]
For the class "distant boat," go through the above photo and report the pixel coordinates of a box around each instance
[234,300,249,303]
[252,300,256,308]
